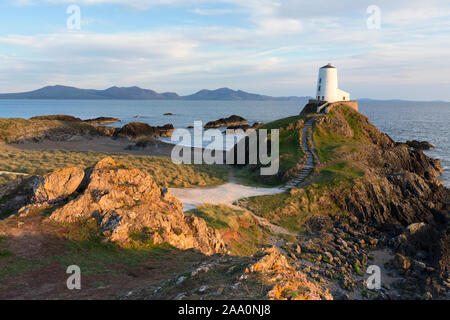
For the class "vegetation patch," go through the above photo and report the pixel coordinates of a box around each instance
[235,115,307,186]
[187,204,272,256]
[237,161,364,233]
[0,148,229,188]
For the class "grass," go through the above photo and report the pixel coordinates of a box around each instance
[313,105,371,163]
[0,174,18,186]
[187,204,272,256]
[0,118,97,143]
[237,161,364,233]
[0,148,229,188]
[237,192,310,233]
[234,114,307,186]
[54,219,178,276]
[0,256,44,281]
[0,218,180,282]
[313,161,365,188]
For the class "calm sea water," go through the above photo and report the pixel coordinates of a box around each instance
[0,99,449,186]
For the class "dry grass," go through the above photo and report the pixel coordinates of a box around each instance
[0,118,95,143]
[0,174,18,186]
[0,148,229,188]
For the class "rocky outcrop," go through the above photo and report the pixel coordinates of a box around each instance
[406,140,435,150]
[227,122,265,132]
[0,116,174,143]
[204,115,248,129]
[32,167,84,203]
[30,115,82,122]
[93,125,117,137]
[84,117,120,125]
[309,106,450,279]
[48,158,226,254]
[115,122,174,139]
[0,158,226,255]
[30,115,120,125]
[245,247,333,300]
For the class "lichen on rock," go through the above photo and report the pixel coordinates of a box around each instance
[245,247,333,300]
[46,157,227,255]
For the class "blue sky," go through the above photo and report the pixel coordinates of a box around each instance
[1,0,450,100]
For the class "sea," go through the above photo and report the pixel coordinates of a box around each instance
[0,99,449,187]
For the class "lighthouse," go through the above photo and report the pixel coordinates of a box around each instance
[300,63,358,114]
[316,63,350,103]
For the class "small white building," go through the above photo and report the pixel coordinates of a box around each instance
[315,63,350,103]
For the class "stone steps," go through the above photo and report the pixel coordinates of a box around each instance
[281,118,316,191]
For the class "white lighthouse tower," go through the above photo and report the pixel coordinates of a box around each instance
[316,63,350,103]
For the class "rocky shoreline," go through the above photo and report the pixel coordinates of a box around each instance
[0,106,448,300]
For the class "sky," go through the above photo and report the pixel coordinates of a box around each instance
[0,0,450,100]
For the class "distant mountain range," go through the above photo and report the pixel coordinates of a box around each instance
[0,85,310,101]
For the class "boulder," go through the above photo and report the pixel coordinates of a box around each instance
[48,157,226,255]
[406,140,435,150]
[205,115,248,129]
[84,117,120,125]
[245,247,332,300]
[406,222,427,235]
[33,167,84,203]
[116,122,174,139]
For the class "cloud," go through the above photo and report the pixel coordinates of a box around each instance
[2,0,450,99]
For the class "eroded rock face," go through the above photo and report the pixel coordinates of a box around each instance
[33,167,84,203]
[47,157,226,255]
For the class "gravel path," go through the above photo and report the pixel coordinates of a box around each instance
[0,171,29,176]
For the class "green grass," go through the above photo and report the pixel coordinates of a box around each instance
[0,148,229,188]
[0,256,44,281]
[237,192,310,233]
[0,235,8,244]
[278,128,304,171]
[188,204,240,230]
[0,218,194,283]
[313,123,364,163]
[314,161,365,188]
[47,219,174,276]
[234,114,306,186]
[0,249,14,258]
[313,105,372,163]
[237,161,364,233]
[187,204,272,256]
[55,238,174,276]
